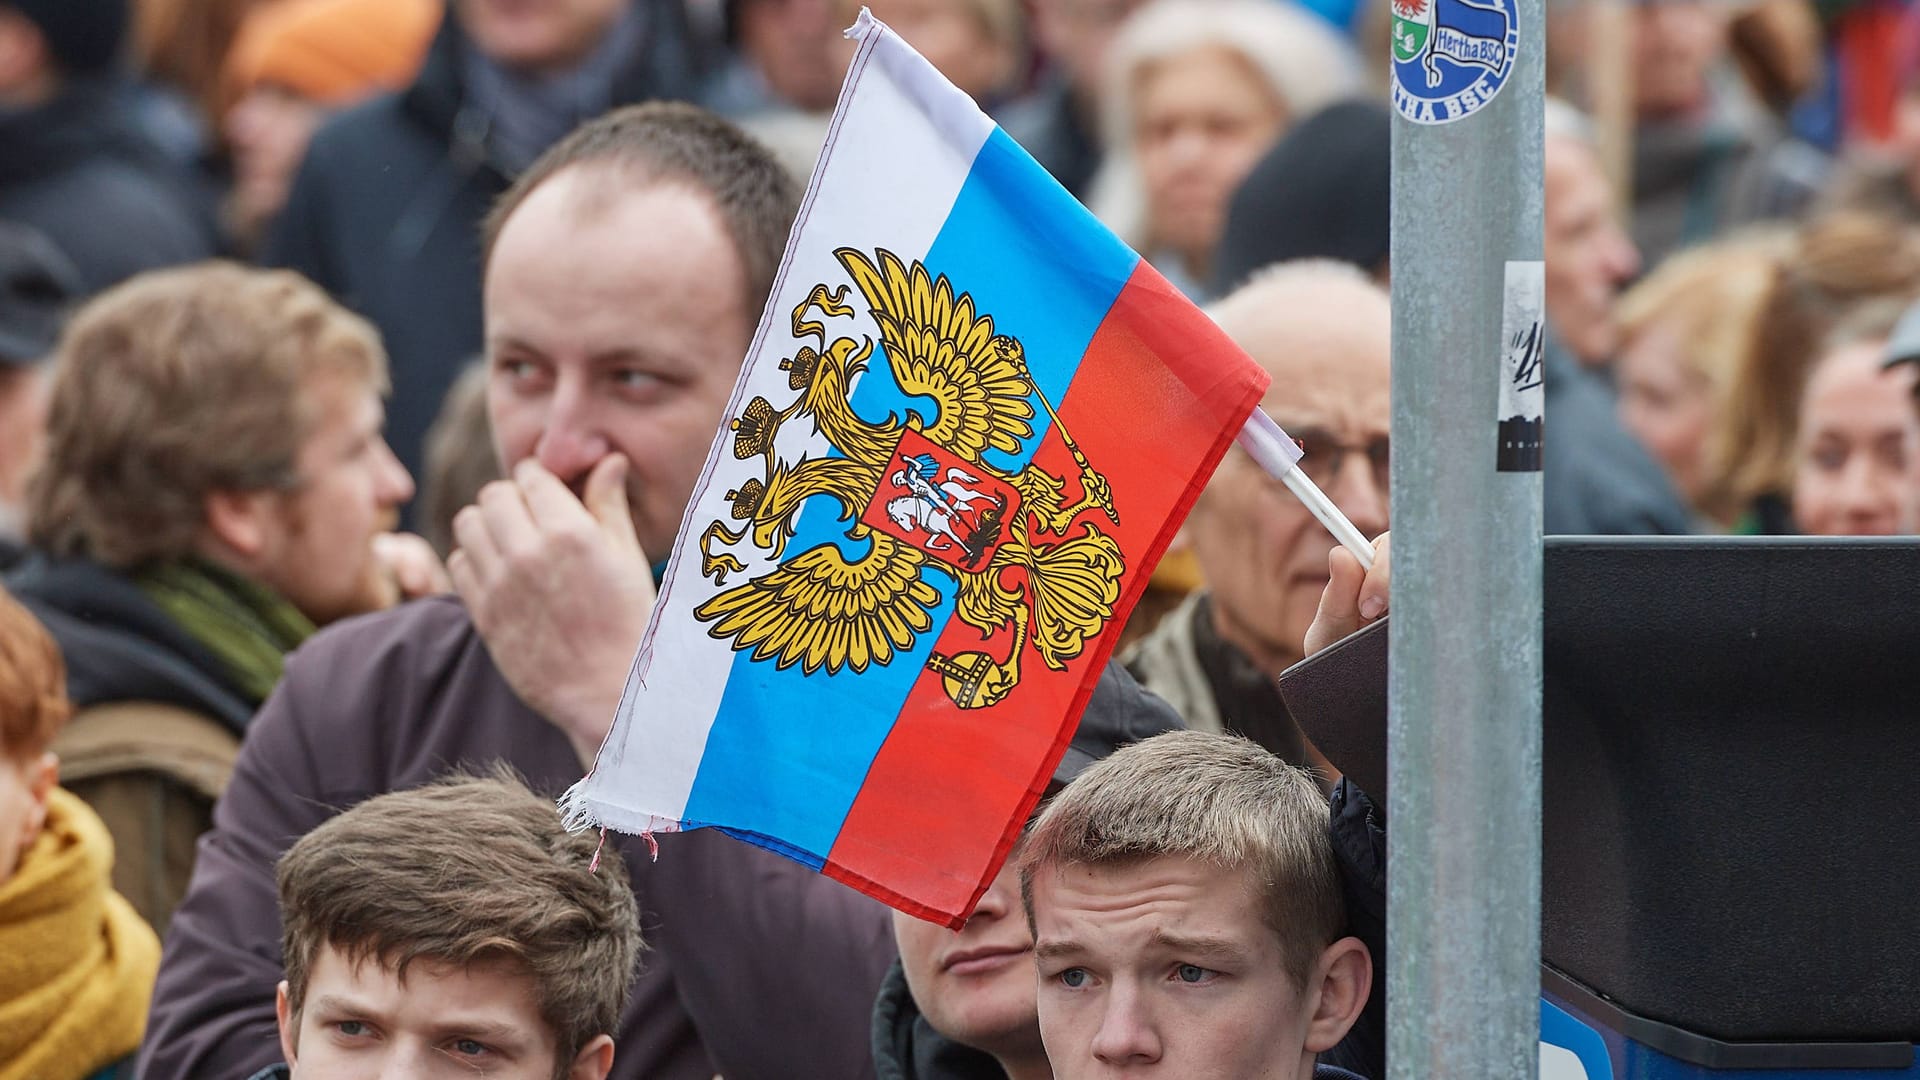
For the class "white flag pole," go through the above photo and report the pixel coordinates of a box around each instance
[1236,408,1377,571]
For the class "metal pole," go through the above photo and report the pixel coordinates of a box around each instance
[1387,0,1544,1073]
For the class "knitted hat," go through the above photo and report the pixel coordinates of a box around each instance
[1210,99,1392,297]
[5,0,130,75]
[222,0,439,107]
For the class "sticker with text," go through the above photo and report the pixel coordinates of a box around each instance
[1497,260,1544,472]
[1391,0,1518,125]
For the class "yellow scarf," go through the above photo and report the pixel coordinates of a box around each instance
[0,788,160,1080]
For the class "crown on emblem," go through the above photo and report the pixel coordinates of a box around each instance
[731,396,779,460]
[726,478,766,520]
[781,346,819,391]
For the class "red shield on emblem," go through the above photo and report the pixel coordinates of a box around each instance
[861,429,1022,572]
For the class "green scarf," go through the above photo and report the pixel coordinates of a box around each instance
[135,559,316,705]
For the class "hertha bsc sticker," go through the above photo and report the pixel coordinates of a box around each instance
[1390,0,1517,126]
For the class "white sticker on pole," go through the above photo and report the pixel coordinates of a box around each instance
[1390,0,1519,125]
[1497,260,1544,472]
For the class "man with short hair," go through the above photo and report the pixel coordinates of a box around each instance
[266,772,640,1080]
[265,0,713,485]
[874,666,1184,1080]
[1124,261,1387,775]
[1019,730,1371,1080]
[6,262,436,934]
[142,104,895,1080]
[1542,99,1695,536]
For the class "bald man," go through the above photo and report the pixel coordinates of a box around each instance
[1124,259,1388,779]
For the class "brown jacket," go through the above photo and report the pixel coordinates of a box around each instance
[53,701,237,939]
[138,596,897,1080]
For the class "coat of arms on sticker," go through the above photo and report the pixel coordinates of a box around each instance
[695,247,1125,710]
[1390,0,1518,125]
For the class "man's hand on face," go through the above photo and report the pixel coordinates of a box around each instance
[448,454,657,766]
[372,532,453,601]
[1304,531,1390,657]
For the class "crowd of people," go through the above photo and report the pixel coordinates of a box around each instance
[2,0,1919,1077]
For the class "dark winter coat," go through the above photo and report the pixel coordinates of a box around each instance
[872,960,1008,1080]
[6,554,254,732]
[0,78,217,295]
[137,595,897,1080]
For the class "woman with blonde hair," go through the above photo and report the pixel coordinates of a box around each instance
[1706,212,1920,532]
[1614,229,1789,528]
[1086,0,1360,298]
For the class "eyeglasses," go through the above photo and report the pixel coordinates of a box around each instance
[1289,428,1391,493]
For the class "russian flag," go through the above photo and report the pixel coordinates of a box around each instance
[562,11,1277,927]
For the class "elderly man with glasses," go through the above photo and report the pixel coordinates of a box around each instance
[1123,259,1388,784]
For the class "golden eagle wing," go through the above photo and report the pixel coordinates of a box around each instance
[836,247,1036,462]
[693,530,941,675]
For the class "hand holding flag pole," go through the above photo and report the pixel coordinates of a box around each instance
[1237,408,1378,570]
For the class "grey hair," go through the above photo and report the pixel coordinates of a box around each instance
[1086,0,1364,254]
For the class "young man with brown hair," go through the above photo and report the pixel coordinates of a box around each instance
[1019,730,1371,1080]
[6,262,442,935]
[259,773,640,1080]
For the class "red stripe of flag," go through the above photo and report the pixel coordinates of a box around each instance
[823,262,1269,926]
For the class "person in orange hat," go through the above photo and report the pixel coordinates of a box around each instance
[220,0,439,250]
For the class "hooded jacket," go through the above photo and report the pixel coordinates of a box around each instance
[137,595,897,1080]
[0,78,217,295]
[261,4,710,485]
[6,554,255,732]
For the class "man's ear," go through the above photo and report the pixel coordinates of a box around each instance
[203,488,276,562]
[567,1034,615,1080]
[1302,936,1373,1054]
[276,980,300,1071]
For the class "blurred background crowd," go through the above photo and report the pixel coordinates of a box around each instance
[3,0,1920,1076]
[4,0,1920,566]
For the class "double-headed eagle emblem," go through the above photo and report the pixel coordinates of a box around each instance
[695,248,1126,710]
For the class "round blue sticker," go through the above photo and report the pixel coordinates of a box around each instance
[1390,0,1518,125]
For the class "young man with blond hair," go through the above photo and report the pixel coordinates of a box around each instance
[263,772,640,1080]
[1020,730,1371,1080]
